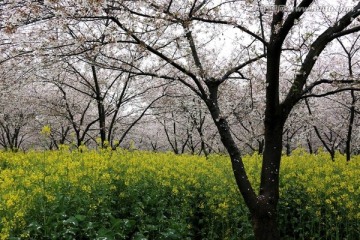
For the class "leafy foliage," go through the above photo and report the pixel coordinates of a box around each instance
[0,149,359,239]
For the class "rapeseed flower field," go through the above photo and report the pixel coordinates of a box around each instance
[0,148,359,239]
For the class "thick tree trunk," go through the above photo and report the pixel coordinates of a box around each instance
[252,213,280,240]
[206,83,283,239]
[255,34,286,237]
[252,118,283,239]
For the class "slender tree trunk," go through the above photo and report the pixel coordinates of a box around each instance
[306,99,336,160]
[257,139,264,154]
[91,65,106,147]
[345,90,355,161]
[97,101,106,146]
[285,142,291,156]
[206,84,258,204]
[330,148,335,161]
[197,127,209,157]
[306,137,313,154]
[340,39,357,161]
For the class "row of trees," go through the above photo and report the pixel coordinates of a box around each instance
[0,62,359,159]
[1,0,360,239]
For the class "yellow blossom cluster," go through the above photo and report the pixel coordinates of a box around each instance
[0,148,359,239]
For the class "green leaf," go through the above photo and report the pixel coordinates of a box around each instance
[27,222,42,232]
[132,232,147,240]
[75,214,86,221]
[97,228,115,239]
[63,216,78,226]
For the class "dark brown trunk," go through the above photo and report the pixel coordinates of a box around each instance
[98,101,106,147]
[91,65,106,147]
[258,139,264,154]
[330,149,335,161]
[252,213,280,240]
[306,99,336,160]
[205,82,258,214]
[254,26,286,237]
[346,90,355,161]
[206,83,282,239]
[307,137,313,154]
[253,120,283,240]
[285,142,291,156]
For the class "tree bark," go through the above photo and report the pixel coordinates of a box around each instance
[252,13,287,235]
[306,137,313,154]
[345,89,356,161]
[257,139,264,154]
[252,213,280,240]
[206,83,282,239]
[253,118,284,239]
[205,82,258,215]
[91,65,106,147]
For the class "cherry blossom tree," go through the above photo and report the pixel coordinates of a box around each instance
[99,2,360,238]
[0,102,33,151]
[100,2,360,238]
[336,35,360,161]
[305,96,346,159]
[153,91,221,155]
[2,0,360,239]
